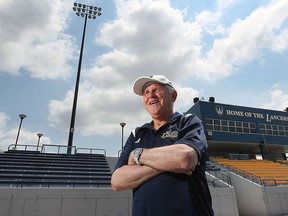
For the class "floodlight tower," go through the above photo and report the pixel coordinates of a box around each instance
[68,2,102,153]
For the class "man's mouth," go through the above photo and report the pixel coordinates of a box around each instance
[149,100,158,105]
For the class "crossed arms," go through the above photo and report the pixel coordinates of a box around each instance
[111,144,199,191]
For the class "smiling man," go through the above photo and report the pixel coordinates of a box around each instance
[111,75,214,216]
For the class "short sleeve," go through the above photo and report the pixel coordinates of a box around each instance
[174,114,207,160]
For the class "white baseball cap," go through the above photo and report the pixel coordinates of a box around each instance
[133,75,175,96]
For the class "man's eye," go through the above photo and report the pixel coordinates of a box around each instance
[144,88,163,95]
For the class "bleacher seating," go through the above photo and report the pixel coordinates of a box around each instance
[210,158,288,186]
[0,150,112,188]
[278,159,288,165]
[205,160,232,187]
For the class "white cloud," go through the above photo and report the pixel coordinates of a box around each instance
[0,113,15,151]
[217,0,236,9]
[174,86,199,112]
[1,0,287,155]
[48,0,288,138]
[48,0,201,136]
[270,28,288,52]
[97,0,203,80]
[193,0,288,80]
[0,113,10,134]
[0,112,51,151]
[261,83,288,111]
[0,0,76,79]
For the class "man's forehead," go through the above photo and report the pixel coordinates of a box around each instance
[143,82,165,91]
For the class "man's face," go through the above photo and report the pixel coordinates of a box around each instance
[142,83,176,120]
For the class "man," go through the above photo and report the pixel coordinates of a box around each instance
[111,75,214,216]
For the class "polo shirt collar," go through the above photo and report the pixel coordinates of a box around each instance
[140,112,182,130]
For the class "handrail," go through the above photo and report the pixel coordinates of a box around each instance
[8,144,40,152]
[118,150,122,158]
[205,167,232,187]
[75,148,106,156]
[222,164,288,186]
[11,179,111,188]
[7,144,108,156]
[41,144,76,154]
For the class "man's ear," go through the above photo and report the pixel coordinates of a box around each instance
[172,90,177,102]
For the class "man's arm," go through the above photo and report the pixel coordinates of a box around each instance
[111,164,162,191]
[111,131,163,191]
[111,115,205,191]
[139,144,199,175]
[111,144,198,191]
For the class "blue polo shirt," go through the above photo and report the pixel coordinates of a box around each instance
[115,112,214,216]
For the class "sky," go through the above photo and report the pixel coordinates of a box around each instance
[0,0,288,156]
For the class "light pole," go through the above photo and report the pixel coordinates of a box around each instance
[14,114,27,149]
[37,133,43,152]
[120,122,126,151]
[67,2,102,153]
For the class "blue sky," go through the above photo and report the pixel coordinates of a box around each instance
[0,0,288,156]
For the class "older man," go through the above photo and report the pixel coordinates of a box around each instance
[111,75,214,216]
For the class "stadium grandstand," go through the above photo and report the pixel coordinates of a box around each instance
[0,99,287,216]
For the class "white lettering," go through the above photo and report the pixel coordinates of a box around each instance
[226,110,244,116]
[266,114,271,122]
[161,130,178,138]
[225,109,288,123]
[266,114,288,122]
[252,113,264,119]
[245,112,252,117]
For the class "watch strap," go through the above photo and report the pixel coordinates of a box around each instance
[134,148,143,165]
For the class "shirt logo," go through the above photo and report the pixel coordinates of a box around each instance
[161,130,178,138]
[135,138,141,143]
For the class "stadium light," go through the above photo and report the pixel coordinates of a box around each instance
[37,133,43,152]
[120,122,126,151]
[68,2,102,153]
[14,114,27,149]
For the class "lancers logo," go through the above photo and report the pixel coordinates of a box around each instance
[161,130,178,139]
[215,105,224,116]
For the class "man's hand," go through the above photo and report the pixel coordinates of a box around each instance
[182,168,195,176]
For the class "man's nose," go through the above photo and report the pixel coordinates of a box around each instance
[147,90,157,97]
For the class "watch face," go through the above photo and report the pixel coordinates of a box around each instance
[134,148,140,156]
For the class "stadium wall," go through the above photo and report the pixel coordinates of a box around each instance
[0,187,238,216]
[0,188,132,216]
[230,172,288,216]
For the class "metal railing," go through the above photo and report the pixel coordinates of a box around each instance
[206,169,232,187]
[8,144,40,152]
[7,144,107,156]
[76,147,106,156]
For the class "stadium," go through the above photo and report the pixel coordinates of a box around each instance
[0,99,287,216]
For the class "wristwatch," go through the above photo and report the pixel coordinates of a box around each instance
[133,148,144,165]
